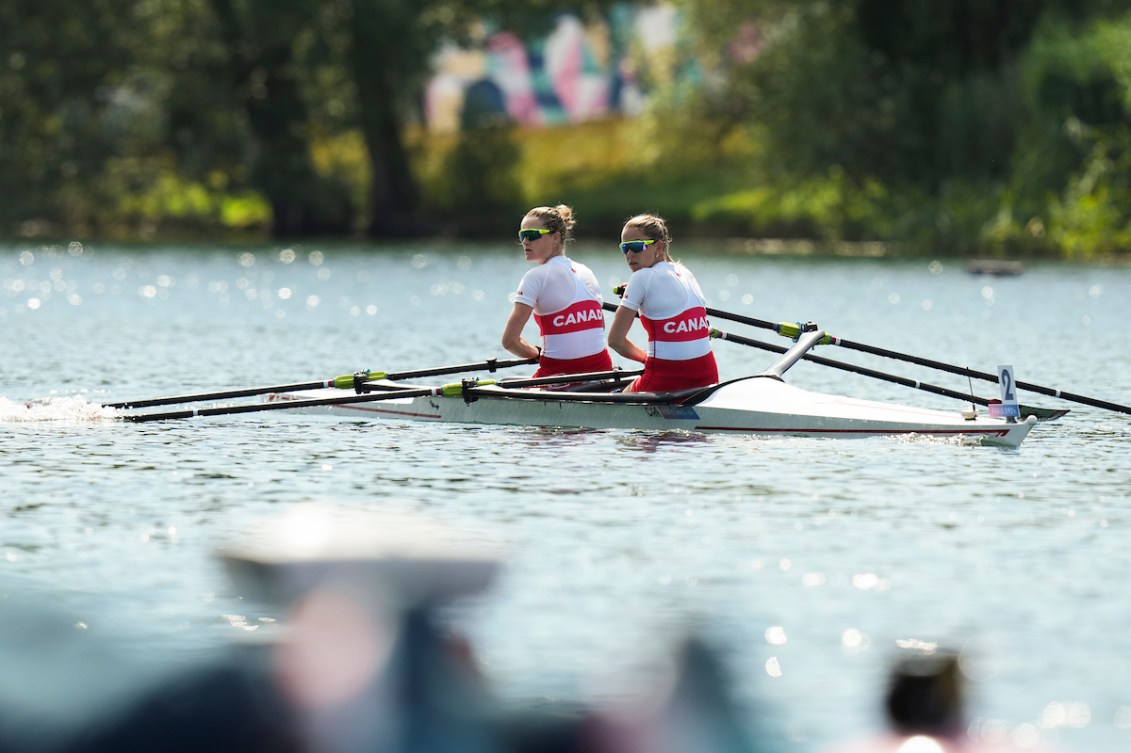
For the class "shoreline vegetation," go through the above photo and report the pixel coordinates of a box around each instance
[8,109,1130,263]
[2,115,1120,262]
[5,4,1130,262]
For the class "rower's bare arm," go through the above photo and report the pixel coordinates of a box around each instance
[608,306,647,363]
[502,303,540,359]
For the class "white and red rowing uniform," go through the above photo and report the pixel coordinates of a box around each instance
[619,261,718,392]
[514,256,613,378]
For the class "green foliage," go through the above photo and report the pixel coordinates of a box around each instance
[689,168,892,243]
[4,0,1131,258]
[426,122,524,236]
[0,0,157,233]
[666,0,1131,258]
[986,13,1131,257]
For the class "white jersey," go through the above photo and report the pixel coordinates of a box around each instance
[619,261,712,360]
[514,255,607,360]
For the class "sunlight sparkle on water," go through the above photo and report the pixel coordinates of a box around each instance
[1040,701,1092,729]
[969,718,1049,748]
[841,628,868,652]
[802,572,826,587]
[852,572,885,590]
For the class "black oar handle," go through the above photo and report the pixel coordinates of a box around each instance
[489,368,642,389]
[387,356,537,381]
[703,305,778,331]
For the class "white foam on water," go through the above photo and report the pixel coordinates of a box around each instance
[0,395,118,423]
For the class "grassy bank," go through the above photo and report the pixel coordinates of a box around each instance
[18,115,1125,262]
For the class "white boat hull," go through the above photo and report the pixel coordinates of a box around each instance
[272,376,1035,448]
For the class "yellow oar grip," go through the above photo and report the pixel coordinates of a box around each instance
[438,379,497,396]
[331,371,388,389]
[776,322,803,339]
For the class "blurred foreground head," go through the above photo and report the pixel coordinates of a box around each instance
[884,651,964,737]
[220,506,504,753]
[1,507,780,753]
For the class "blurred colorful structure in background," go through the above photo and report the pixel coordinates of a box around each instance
[423,5,701,132]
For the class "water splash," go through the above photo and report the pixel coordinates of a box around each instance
[0,395,118,423]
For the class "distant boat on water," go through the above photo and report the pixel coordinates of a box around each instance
[965,258,1024,277]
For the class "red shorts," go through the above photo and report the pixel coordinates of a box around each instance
[533,349,614,379]
[628,352,718,393]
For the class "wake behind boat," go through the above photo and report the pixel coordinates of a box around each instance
[266,329,1037,449]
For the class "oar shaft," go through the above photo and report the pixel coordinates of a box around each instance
[358,368,642,392]
[828,336,1131,415]
[491,368,642,389]
[121,366,642,423]
[106,380,332,409]
[703,305,1131,416]
[386,356,537,381]
[713,329,984,403]
[831,337,998,382]
[1008,381,1131,414]
[121,384,457,423]
[704,306,779,332]
[106,356,539,410]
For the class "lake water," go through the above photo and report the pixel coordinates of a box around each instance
[2,240,1130,752]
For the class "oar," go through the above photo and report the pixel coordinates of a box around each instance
[121,381,478,423]
[709,328,1068,421]
[353,368,643,394]
[467,368,642,391]
[105,356,538,409]
[608,288,799,337]
[698,304,1131,417]
[120,367,645,423]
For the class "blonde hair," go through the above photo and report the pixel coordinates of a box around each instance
[525,204,577,245]
[623,213,673,262]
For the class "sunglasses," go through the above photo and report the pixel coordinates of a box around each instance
[620,239,657,254]
[518,228,552,242]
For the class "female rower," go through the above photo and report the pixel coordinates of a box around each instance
[607,213,718,393]
[501,204,614,378]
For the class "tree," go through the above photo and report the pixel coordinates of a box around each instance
[672,0,1131,250]
[0,0,156,235]
[205,0,354,236]
[0,0,625,240]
